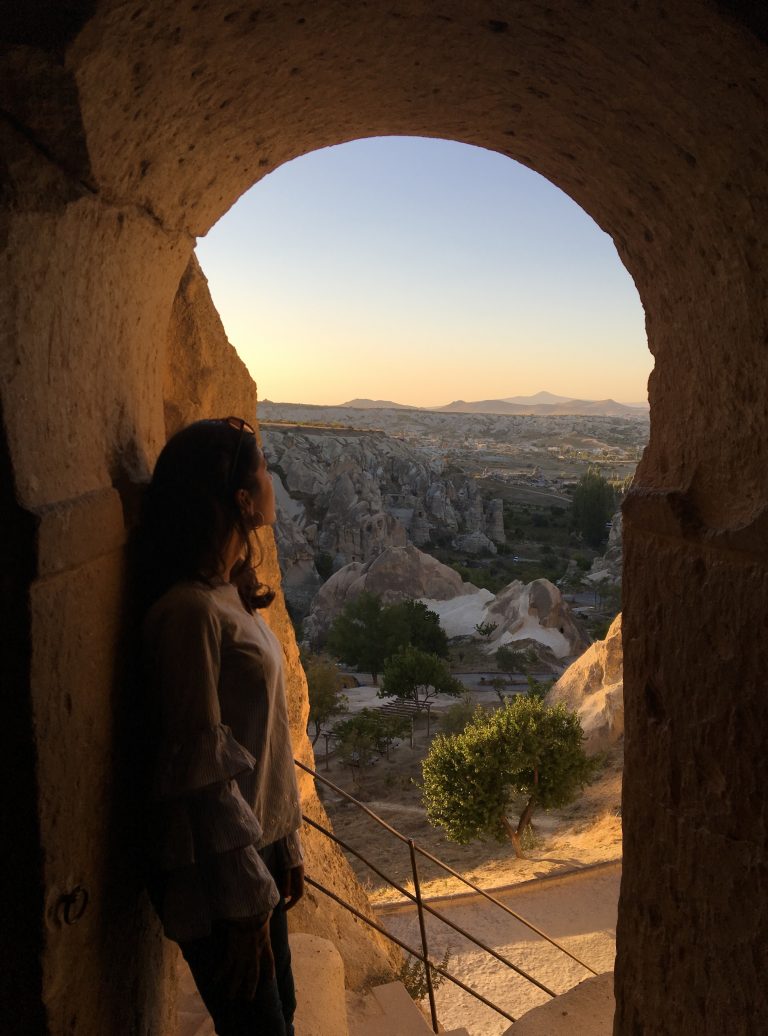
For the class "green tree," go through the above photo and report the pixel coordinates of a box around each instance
[495,645,530,678]
[440,693,481,735]
[381,645,464,706]
[571,467,616,548]
[327,594,449,683]
[326,592,390,683]
[596,581,622,616]
[382,599,449,659]
[304,653,348,745]
[421,697,598,859]
[334,709,409,771]
[525,674,555,701]
[474,620,498,641]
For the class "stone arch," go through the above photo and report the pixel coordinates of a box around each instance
[3,3,768,1033]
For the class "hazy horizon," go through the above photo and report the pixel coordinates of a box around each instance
[196,137,652,408]
[260,390,650,409]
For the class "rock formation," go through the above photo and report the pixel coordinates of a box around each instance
[304,544,474,645]
[425,577,590,661]
[489,578,590,658]
[547,614,624,753]
[262,424,505,608]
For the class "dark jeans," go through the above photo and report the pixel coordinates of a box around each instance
[179,845,296,1036]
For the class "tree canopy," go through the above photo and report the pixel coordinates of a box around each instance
[326,593,448,682]
[304,653,347,745]
[333,708,410,771]
[421,696,598,858]
[571,466,616,548]
[384,599,449,658]
[326,591,391,683]
[495,644,536,677]
[381,644,464,706]
[474,620,498,641]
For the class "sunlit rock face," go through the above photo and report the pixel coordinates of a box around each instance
[423,576,589,662]
[306,543,588,663]
[547,613,624,752]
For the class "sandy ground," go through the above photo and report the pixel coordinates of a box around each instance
[178,685,623,1036]
[319,685,623,904]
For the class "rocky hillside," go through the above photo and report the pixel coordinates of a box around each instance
[304,543,589,662]
[262,423,505,613]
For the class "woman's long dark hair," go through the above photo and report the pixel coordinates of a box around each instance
[135,419,274,613]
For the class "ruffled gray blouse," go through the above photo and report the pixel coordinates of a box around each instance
[143,580,303,942]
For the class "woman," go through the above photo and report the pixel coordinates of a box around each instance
[138,416,304,1036]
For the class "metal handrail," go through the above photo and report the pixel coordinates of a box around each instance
[301,814,557,997]
[296,757,598,974]
[302,874,518,1026]
[296,757,601,1030]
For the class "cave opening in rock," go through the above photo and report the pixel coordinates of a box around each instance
[6,4,768,1033]
[171,139,642,1014]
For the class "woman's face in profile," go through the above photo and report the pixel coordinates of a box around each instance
[248,449,277,527]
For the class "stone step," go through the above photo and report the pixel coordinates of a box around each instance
[176,932,350,1036]
[291,933,350,1036]
[177,933,470,1036]
[347,980,469,1036]
[500,972,614,1036]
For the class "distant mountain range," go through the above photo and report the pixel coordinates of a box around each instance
[341,397,416,410]
[338,392,649,417]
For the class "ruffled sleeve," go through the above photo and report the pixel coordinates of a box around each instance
[154,722,256,799]
[144,586,279,941]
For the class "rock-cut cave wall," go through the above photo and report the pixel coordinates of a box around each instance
[2,2,768,1034]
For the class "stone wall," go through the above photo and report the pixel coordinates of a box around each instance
[2,2,768,1033]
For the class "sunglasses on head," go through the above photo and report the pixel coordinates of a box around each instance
[201,416,257,488]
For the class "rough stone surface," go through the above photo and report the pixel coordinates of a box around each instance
[3,3,768,1034]
[547,614,624,753]
[502,972,614,1036]
[290,934,349,1036]
[164,255,258,436]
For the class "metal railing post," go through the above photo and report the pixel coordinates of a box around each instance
[409,838,439,1034]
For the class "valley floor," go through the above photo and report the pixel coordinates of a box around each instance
[317,696,623,904]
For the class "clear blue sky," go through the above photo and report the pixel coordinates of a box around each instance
[196,136,651,407]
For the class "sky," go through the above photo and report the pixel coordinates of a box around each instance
[195,136,651,408]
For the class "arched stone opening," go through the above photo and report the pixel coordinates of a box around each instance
[3,3,767,1033]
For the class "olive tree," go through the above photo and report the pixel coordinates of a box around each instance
[421,697,598,858]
